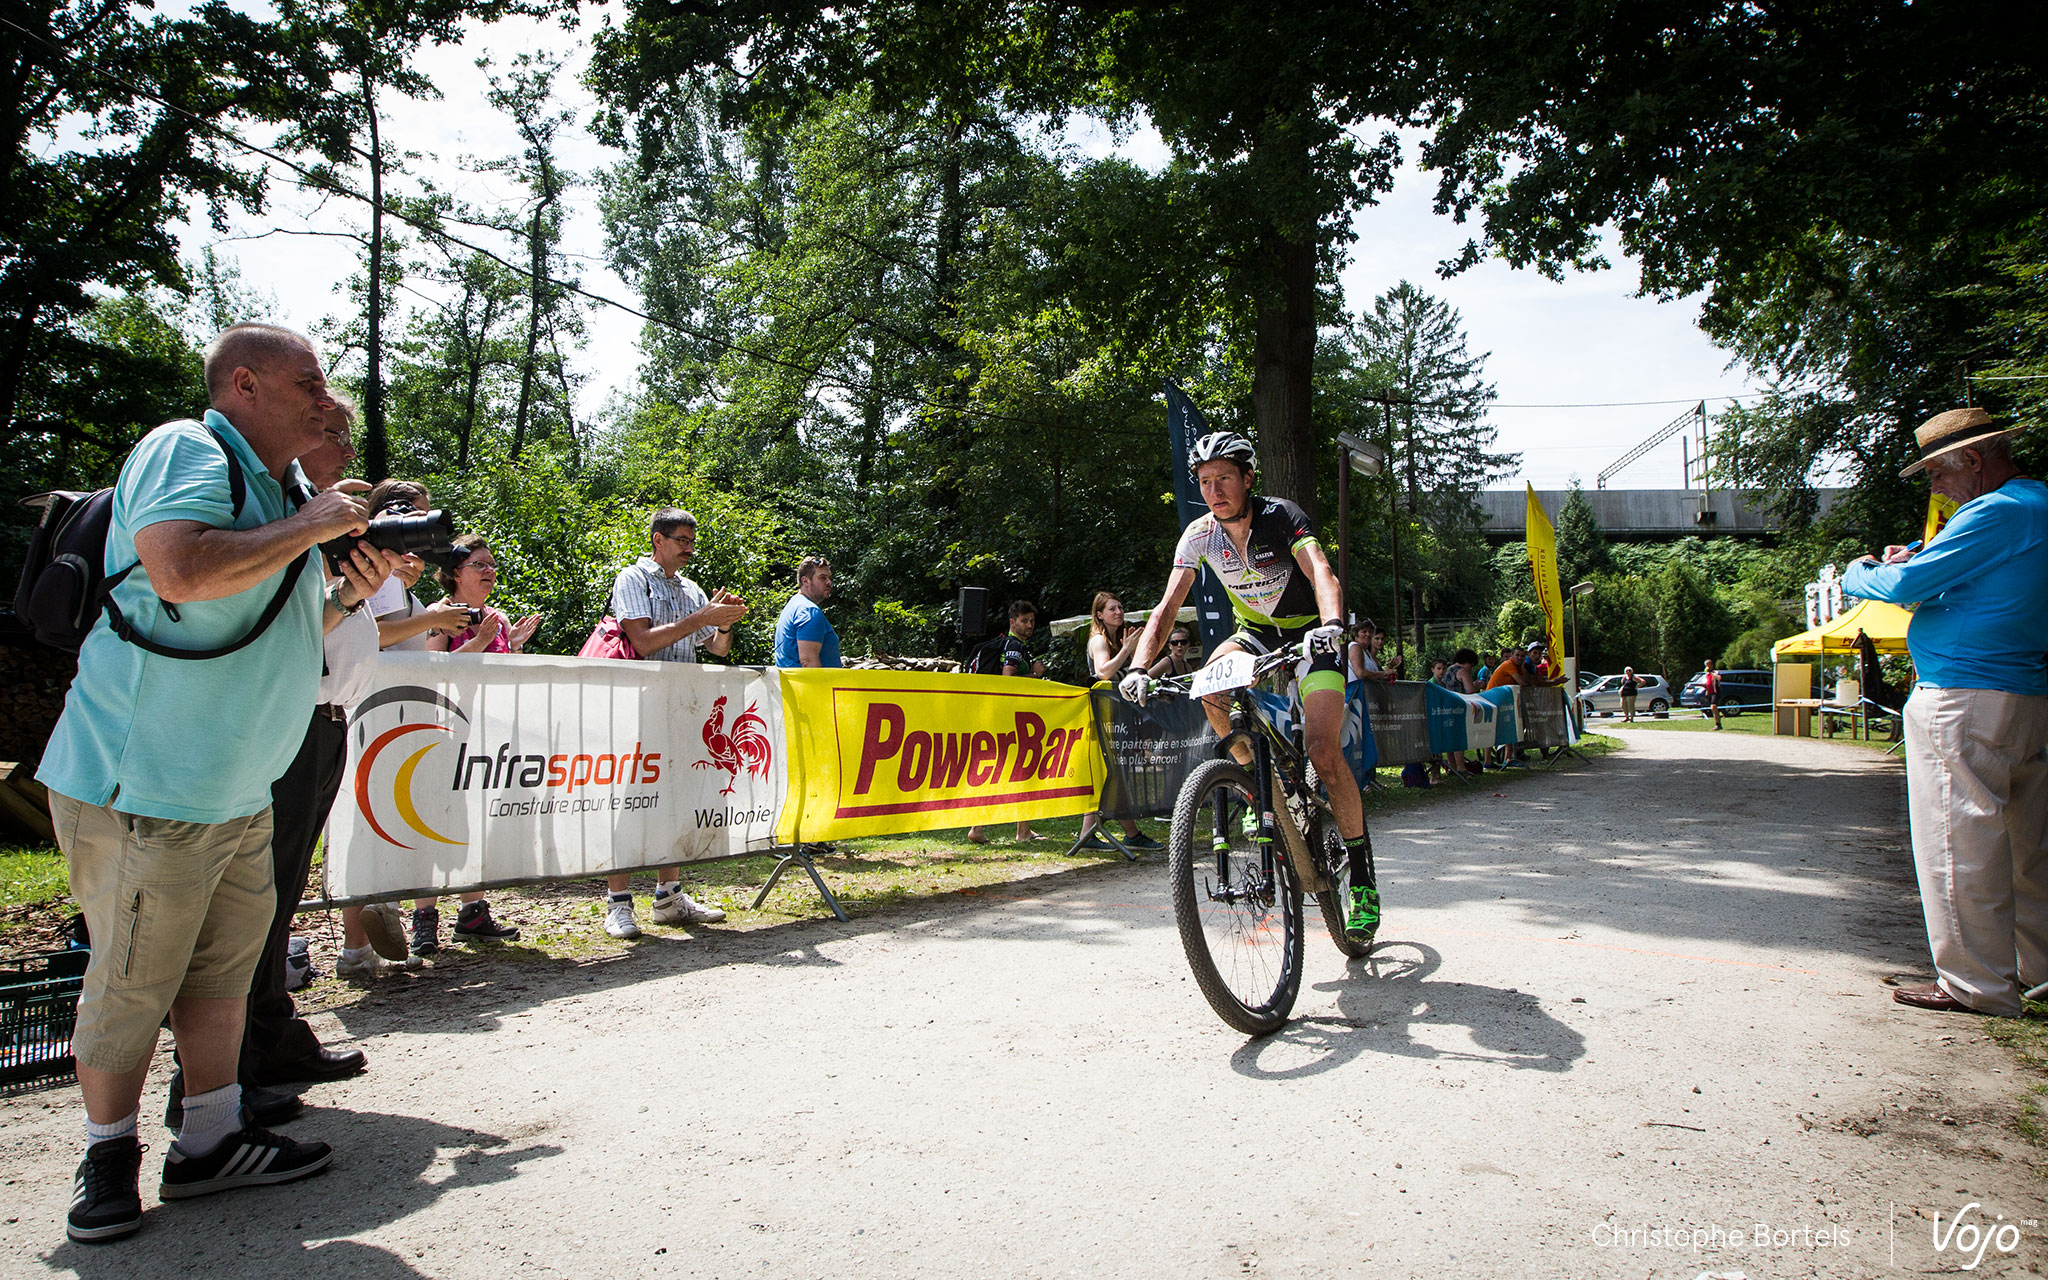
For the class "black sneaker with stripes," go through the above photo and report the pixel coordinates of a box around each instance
[67,1136,144,1242]
[158,1126,332,1199]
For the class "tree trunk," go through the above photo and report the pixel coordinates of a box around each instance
[1250,230,1318,522]
[510,200,544,459]
[360,70,388,483]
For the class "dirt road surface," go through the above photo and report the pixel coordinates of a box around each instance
[4,728,2044,1278]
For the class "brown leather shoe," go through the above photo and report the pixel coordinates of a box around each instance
[1892,982,1980,1013]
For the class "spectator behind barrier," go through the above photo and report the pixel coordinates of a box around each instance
[596,507,746,939]
[407,534,537,953]
[1074,591,1163,853]
[774,555,841,669]
[967,600,1048,844]
[335,476,470,976]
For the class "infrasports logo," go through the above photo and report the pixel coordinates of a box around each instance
[351,685,470,849]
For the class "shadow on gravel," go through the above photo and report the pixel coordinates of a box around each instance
[1383,744,1921,967]
[319,854,1165,1047]
[38,1111,559,1280]
[1228,941,1587,1082]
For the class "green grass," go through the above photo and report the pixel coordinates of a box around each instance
[1,841,66,913]
[1983,1004,2048,1159]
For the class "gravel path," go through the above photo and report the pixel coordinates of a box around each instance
[3,727,2044,1278]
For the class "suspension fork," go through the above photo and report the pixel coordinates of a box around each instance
[1208,694,1276,887]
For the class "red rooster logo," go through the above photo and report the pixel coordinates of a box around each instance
[693,695,772,795]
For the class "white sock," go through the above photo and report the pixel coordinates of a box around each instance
[341,945,373,963]
[174,1083,243,1156]
[85,1110,137,1148]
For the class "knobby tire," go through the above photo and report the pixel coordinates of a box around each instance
[1167,758,1304,1036]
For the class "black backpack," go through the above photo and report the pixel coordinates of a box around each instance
[14,425,311,658]
[966,634,1020,676]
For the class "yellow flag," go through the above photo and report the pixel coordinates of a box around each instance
[1525,484,1567,663]
[1923,492,1959,545]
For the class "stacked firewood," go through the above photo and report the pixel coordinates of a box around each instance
[846,653,962,673]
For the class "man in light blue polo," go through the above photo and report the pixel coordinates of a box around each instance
[40,323,401,1242]
[774,556,841,669]
[1844,407,2048,1018]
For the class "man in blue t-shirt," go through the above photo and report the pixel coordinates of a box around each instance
[38,323,403,1242]
[1844,408,2048,1018]
[774,556,841,668]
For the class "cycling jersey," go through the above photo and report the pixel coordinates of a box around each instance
[1172,496,1323,629]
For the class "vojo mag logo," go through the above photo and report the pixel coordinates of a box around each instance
[351,685,472,848]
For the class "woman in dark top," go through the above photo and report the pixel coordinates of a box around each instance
[1078,591,1164,852]
[1620,666,1641,723]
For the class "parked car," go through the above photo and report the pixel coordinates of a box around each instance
[1576,670,1603,691]
[1680,668,1775,715]
[1579,673,1673,718]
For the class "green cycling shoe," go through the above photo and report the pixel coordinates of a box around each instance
[1344,884,1380,943]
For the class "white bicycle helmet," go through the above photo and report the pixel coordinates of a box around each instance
[1187,430,1257,478]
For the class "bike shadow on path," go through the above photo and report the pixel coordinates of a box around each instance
[1228,940,1585,1082]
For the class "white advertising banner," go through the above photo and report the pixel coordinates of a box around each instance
[324,653,787,902]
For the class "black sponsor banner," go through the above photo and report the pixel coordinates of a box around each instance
[1091,686,1219,820]
[1357,681,1432,767]
[1520,685,1575,749]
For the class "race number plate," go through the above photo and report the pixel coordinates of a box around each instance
[1189,651,1257,699]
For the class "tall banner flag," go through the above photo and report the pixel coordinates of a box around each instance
[1164,380,1235,656]
[1524,484,1567,662]
[1922,492,1960,546]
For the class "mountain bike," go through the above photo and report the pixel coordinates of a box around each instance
[1143,641,1374,1035]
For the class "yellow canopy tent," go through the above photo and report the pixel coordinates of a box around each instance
[1770,599,1915,659]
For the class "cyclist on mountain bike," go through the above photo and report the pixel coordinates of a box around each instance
[1119,430,1379,943]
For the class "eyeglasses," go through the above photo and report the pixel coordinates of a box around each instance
[1168,639,1188,647]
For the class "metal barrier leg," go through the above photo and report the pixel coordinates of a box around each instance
[751,844,850,922]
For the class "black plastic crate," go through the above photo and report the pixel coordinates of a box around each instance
[1,949,89,1087]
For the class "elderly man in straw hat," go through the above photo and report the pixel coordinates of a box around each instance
[1844,407,2048,1017]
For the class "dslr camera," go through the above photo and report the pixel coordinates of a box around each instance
[321,501,462,572]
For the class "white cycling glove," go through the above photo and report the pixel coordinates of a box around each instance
[1306,623,1346,656]
[1118,669,1151,705]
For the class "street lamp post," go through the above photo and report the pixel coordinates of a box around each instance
[1335,430,1387,638]
[1568,579,1595,684]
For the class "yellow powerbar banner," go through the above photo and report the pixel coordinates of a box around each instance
[775,669,1104,843]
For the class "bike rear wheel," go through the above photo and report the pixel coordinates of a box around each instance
[1167,758,1304,1035]
[1313,818,1374,958]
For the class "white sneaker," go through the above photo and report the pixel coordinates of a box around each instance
[603,899,642,939]
[650,890,725,926]
[337,949,423,977]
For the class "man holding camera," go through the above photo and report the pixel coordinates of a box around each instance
[229,392,404,1098]
[39,324,403,1242]
[1844,408,2048,1018]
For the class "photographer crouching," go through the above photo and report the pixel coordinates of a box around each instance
[1843,408,2048,1017]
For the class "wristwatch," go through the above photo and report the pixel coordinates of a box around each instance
[326,581,366,616]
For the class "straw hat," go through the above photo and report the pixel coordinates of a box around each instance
[1900,407,2022,477]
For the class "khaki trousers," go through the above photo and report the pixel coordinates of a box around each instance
[1903,686,2048,1017]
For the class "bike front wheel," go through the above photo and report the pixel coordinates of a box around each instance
[1167,758,1304,1035]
